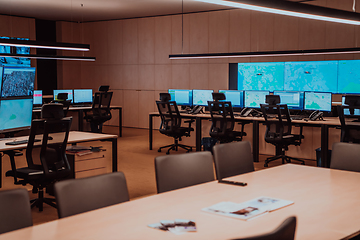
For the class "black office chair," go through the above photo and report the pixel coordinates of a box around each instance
[84,86,113,133]
[330,142,360,172]
[260,102,305,167]
[208,100,246,143]
[6,103,73,212]
[155,151,215,193]
[55,172,129,218]
[51,92,71,117]
[156,97,194,154]
[0,188,33,234]
[233,216,296,240]
[337,104,360,143]
[212,141,254,180]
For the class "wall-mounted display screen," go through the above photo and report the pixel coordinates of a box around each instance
[33,90,42,105]
[53,89,73,102]
[338,60,360,94]
[244,90,270,108]
[74,89,93,104]
[168,89,192,106]
[192,89,214,106]
[0,98,33,133]
[304,92,332,112]
[0,37,31,66]
[238,62,285,91]
[273,91,304,110]
[1,67,35,98]
[219,90,243,108]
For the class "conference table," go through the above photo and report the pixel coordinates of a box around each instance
[149,112,342,168]
[1,164,359,239]
[0,131,118,188]
[33,106,123,137]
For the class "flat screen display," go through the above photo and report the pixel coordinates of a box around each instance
[244,90,270,108]
[33,90,42,105]
[53,89,73,102]
[1,67,35,98]
[238,62,285,91]
[284,61,338,93]
[219,90,243,108]
[304,92,332,112]
[74,89,93,104]
[0,37,31,66]
[168,89,192,106]
[338,60,360,94]
[0,98,33,133]
[273,91,304,110]
[192,90,214,106]
[341,96,360,116]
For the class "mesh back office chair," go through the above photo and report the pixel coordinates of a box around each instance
[337,104,360,143]
[55,172,129,218]
[208,100,246,143]
[260,102,305,167]
[0,188,33,234]
[233,216,296,240]
[6,103,73,211]
[212,141,254,180]
[84,86,113,133]
[51,92,71,117]
[330,142,360,172]
[156,95,194,154]
[155,151,215,193]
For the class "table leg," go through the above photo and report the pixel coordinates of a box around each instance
[78,110,84,131]
[0,154,2,188]
[149,115,153,150]
[253,120,259,162]
[119,108,122,137]
[112,138,118,172]
[196,117,202,151]
[321,124,329,168]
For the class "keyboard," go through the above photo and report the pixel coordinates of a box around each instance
[5,139,41,145]
[290,115,305,120]
[72,104,92,107]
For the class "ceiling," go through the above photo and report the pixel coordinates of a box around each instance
[0,0,353,23]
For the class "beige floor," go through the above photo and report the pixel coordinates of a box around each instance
[4,126,316,225]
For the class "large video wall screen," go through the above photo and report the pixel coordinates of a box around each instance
[236,60,360,94]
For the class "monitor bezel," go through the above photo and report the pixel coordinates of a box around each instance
[304,91,332,112]
[273,90,304,110]
[192,89,214,106]
[73,89,93,104]
[0,98,33,134]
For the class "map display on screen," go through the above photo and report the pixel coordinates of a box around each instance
[238,62,285,91]
[338,60,360,94]
[304,92,332,112]
[0,98,33,132]
[1,67,35,98]
[219,90,243,108]
[244,90,270,108]
[193,90,213,106]
[168,89,192,106]
[284,61,338,92]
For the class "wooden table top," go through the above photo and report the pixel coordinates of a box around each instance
[1,164,359,240]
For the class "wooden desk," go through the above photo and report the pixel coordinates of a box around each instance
[149,112,341,167]
[33,106,123,137]
[0,131,118,188]
[1,164,359,240]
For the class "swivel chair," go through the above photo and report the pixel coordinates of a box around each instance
[84,85,113,133]
[337,95,360,143]
[260,97,305,167]
[156,93,194,154]
[51,92,71,117]
[6,103,73,211]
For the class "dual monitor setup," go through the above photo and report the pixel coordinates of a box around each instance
[168,89,333,113]
[33,89,93,106]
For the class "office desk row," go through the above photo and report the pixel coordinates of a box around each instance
[149,112,343,168]
[33,106,123,137]
[1,164,359,240]
[0,131,118,188]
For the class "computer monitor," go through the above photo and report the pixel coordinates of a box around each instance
[33,90,42,105]
[219,90,244,108]
[168,89,192,106]
[192,89,214,106]
[342,96,360,116]
[53,89,73,103]
[273,91,304,110]
[74,89,93,104]
[0,98,33,133]
[244,90,270,108]
[1,67,35,98]
[304,92,332,112]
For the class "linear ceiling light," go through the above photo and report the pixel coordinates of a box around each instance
[0,38,90,51]
[195,0,360,25]
[169,48,360,59]
[0,53,96,61]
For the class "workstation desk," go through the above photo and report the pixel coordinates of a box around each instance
[0,131,118,188]
[149,112,342,168]
[33,106,123,137]
[1,164,359,240]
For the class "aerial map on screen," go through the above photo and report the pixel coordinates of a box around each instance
[304,92,332,112]
[284,61,338,92]
[238,62,285,91]
[0,99,33,132]
[338,60,360,94]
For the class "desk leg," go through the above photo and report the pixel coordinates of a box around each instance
[196,117,202,151]
[119,108,122,137]
[0,154,2,188]
[112,138,118,172]
[78,110,84,131]
[321,124,329,168]
[149,115,153,150]
[253,120,259,162]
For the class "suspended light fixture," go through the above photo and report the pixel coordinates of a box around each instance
[0,52,95,61]
[0,38,90,51]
